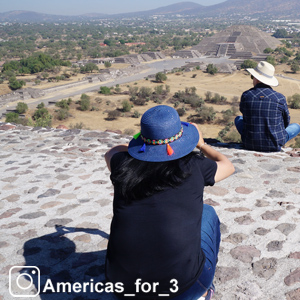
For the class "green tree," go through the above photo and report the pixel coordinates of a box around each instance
[266,56,276,66]
[16,102,28,114]
[241,59,257,69]
[291,63,300,74]
[80,94,90,111]
[122,100,132,112]
[55,99,70,110]
[264,48,273,54]
[206,64,218,75]
[288,93,300,109]
[104,61,112,68]
[9,78,25,90]
[100,86,111,95]
[155,72,167,83]
[5,112,19,123]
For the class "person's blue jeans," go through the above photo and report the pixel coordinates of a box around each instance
[172,204,220,300]
[235,116,300,143]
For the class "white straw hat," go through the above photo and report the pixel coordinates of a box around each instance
[247,61,278,87]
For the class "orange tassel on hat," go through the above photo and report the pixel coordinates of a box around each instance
[167,144,174,156]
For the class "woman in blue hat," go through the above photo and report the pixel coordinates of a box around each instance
[105,105,235,300]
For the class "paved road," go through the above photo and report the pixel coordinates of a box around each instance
[0,56,233,117]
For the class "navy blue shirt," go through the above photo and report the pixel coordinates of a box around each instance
[240,83,290,152]
[105,152,217,299]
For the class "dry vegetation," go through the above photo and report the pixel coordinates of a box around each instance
[2,64,300,145]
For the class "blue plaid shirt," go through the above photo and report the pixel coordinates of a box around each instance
[240,83,290,152]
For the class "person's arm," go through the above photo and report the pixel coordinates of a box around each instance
[104,144,128,172]
[191,123,235,183]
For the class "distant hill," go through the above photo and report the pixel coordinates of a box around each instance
[199,0,300,17]
[0,0,299,22]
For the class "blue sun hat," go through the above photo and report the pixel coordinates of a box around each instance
[128,105,199,162]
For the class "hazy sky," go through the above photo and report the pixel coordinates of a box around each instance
[0,0,226,15]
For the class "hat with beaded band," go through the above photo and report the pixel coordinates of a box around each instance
[128,105,199,162]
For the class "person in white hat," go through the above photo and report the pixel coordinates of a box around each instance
[235,61,300,152]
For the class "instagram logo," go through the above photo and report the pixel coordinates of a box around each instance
[9,266,40,297]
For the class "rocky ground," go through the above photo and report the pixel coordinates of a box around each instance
[0,123,299,300]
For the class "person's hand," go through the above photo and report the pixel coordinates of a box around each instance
[190,122,205,148]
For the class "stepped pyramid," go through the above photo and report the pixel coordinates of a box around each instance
[193,25,281,60]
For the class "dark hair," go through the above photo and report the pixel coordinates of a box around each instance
[111,151,199,201]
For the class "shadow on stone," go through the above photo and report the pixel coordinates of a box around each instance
[17,225,113,299]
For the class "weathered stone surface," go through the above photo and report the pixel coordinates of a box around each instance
[261,210,286,221]
[38,189,61,198]
[205,186,229,196]
[252,258,277,279]
[286,288,300,300]
[265,189,286,198]
[287,166,300,172]
[223,233,248,244]
[225,207,250,212]
[73,234,91,243]
[289,252,300,259]
[276,223,296,236]
[215,266,240,284]
[2,194,20,202]
[267,240,284,251]
[284,268,300,286]
[254,227,271,236]
[230,245,261,263]
[45,218,72,227]
[56,204,79,215]
[41,201,63,209]
[19,211,46,219]
[255,199,269,207]
[234,214,255,225]
[204,198,220,206]
[283,178,299,184]
[0,208,22,219]
[235,187,253,194]
[27,186,39,194]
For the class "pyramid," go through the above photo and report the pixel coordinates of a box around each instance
[192,25,281,60]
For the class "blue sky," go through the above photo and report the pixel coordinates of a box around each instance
[0,0,226,15]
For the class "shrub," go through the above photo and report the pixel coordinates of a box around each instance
[122,100,132,112]
[288,94,300,109]
[176,108,186,116]
[133,110,141,118]
[197,105,216,122]
[155,72,167,83]
[124,128,135,135]
[206,64,218,75]
[5,112,19,123]
[223,129,242,143]
[56,109,69,120]
[293,137,300,148]
[241,59,257,69]
[154,85,164,95]
[37,102,45,109]
[132,98,146,106]
[55,99,69,110]
[16,102,28,114]
[205,91,212,101]
[139,87,152,98]
[222,109,234,123]
[129,86,139,96]
[69,122,85,129]
[100,86,111,95]
[34,115,52,128]
[80,94,90,111]
[107,110,121,120]
[33,108,50,120]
